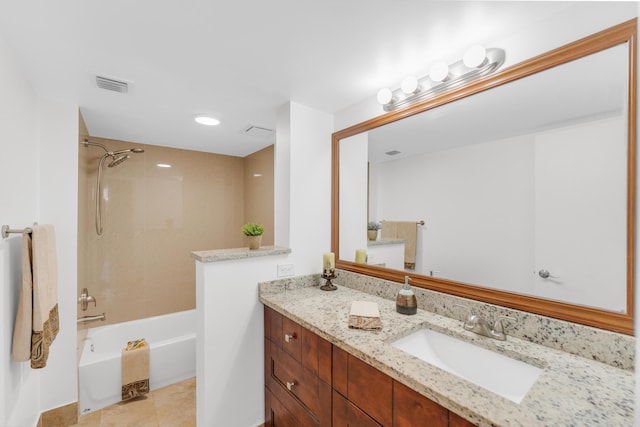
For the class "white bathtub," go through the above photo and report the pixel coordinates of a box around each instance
[79,309,196,414]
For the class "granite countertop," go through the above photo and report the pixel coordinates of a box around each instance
[259,281,634,427]
[192,245,291,262]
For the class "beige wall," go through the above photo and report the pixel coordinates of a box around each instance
[78,124,273,327]
[244,145,274,246]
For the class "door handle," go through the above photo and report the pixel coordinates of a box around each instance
[538,269,560,279]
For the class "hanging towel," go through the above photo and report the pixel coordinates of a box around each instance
[348,301,382,331]
[12,225,59,368]
[381,221,418,270]
[122,339,150,400]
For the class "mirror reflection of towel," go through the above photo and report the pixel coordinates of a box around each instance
[381,221,417,270]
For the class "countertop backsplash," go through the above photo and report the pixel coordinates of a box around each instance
[261,269,635,370]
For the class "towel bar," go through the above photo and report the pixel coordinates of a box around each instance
[382,220,425,226]
[1,224,34,239]
[77,313,106,324]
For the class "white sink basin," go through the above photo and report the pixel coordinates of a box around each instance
[391,328,543,403]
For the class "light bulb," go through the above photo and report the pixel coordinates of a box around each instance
[401,76,419,95]
[463,45,487,68]
[194,115,220,126]
[376,88,393,105]
[429,62,449,82]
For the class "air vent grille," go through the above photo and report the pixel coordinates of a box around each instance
[243,125,275,138]
[95,75,128,93]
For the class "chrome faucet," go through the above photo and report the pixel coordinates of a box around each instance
[78,288,97,311]
[455,304,515,341]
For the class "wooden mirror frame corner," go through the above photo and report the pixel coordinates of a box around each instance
[331,18,637,335]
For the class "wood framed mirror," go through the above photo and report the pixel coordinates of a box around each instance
[331,19,636,334]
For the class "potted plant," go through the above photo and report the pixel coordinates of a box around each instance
[242,222,265,249]
[367,221,381,241]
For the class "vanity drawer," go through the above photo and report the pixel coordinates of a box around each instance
[267,382,319,427]
[270,340,322,417]
[282,316,302,361]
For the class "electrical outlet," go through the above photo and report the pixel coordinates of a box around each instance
[277,264,294,277]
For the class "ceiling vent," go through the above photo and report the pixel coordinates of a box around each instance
[243,125,275,138]
[95,75,129,93]
[385,150,401,156]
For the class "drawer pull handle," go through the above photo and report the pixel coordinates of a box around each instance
[284,333,297,343]
[286,381,296,391]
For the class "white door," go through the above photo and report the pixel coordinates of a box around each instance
[533,117,627,312]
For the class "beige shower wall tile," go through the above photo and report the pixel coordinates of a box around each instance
[78,136,272,326]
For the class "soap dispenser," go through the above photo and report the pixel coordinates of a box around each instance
[396,276,417,315]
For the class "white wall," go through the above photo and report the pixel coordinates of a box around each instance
[0,32,40,427]
[371,134,534,292]
[196,254,288,427]
[276,102,333,274]
[0,33,78,426]
[334,3,638,131]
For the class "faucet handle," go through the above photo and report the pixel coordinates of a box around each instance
[454,304,476,328]
[491,315,516,340]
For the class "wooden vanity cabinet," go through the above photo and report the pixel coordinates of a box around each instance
[264,306,475,427]
[264,307,332,427]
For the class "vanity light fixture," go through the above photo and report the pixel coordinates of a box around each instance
[376,87,395,105]
[157,163,172,168]
[194,115,220,126]
[377,46,505,112]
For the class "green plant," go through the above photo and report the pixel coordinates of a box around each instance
[242,222,265,236]
[367,221,381,231]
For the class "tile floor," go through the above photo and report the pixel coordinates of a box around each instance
[72,377,195,427]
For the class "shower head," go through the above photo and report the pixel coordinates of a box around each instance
[112,147,145,155]
[82,140,145,157]
[108,154,130,167]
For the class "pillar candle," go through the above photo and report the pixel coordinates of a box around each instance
[323,252,335,274]
[355,249,367,264]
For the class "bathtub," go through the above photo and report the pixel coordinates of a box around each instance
[79,309,196,414]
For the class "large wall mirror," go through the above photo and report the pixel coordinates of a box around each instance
[332,19,636,334]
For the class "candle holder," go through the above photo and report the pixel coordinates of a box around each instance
[320,270,337,291]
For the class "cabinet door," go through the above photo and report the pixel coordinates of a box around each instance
[449,411,477,427]
[332,346,392,426]
[393,381,448,427]
[333,390,382,427]
[266,388,305,427]
[347,352,393,426]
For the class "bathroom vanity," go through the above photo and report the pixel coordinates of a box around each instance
[264,305,473,426]
[259,274,634,426]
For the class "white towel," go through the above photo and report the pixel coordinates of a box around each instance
[12,224,59,368]
[122,339,150,400]
[348,301,382,330]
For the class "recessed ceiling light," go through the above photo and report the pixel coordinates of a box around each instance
[194,115,220,126]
